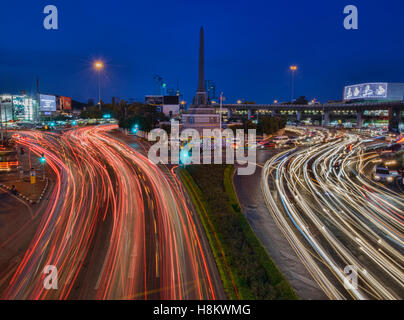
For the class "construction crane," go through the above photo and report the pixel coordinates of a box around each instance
[153,74,167,96]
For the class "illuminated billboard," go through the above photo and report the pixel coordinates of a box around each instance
[344,83,388,101]
[59,96,72,111]
[40,94,57,112]
[12,95,37,121]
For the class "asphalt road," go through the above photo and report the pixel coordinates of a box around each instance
[110,130,226,300]
[0,186,35,292]
[260,134,404,299]
[1,126,224,300]
[234,149,328,300]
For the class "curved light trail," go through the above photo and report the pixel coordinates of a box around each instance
[261,131,404,300]
[2,125,217,300]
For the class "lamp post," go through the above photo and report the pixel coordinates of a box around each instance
[290,65,298,102]
[180,100,186,112]
[94,61,104,110]
[220,92,224,130]
[0,100,3,145]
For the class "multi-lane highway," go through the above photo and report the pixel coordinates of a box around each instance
[261,132,404,300]
[1,125,223,300]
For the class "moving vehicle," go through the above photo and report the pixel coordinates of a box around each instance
[372,165,394,183]
[272,136,289,146]
[259,141,276,149]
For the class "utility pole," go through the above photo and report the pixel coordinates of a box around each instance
[94,61,104,110]
[37,77,40,122]
[220,92,223,130]
[0,99,3,145]
[290,65,298,102]
[4,104,7,144]
[98,70,101,109]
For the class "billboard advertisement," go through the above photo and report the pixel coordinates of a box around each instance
[12,95,37,121]
[344,83,388,101]
[40,94,57,112]
[59,96,72,111]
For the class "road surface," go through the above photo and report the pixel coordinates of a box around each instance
[261,133,404,299]
[234,149,328,300]
[1,125,223,300]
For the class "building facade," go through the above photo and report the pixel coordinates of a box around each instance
[0,94,39,122]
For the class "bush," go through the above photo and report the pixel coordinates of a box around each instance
[182,165,298,300]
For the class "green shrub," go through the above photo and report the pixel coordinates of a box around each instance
[181,165,298,300]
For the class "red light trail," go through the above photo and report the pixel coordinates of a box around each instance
[1,125,219,300]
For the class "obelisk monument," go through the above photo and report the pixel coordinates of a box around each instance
[194,27,208,106]
[182,26,220,133]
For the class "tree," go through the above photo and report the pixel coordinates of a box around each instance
[257,116,287,135]
[160,123,172,135]
[116,102,168,132]
[230,119,257,134]
[120,115,152,132]
[80,106,102,119]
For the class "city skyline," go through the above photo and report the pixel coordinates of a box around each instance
[1,1,404,104]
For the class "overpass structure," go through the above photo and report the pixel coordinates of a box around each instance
[212,101,404,132]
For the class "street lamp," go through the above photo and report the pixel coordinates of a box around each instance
[220,92,224,130]
[290,65,298,102]
[94,61,104,109]
[0,101,3,145]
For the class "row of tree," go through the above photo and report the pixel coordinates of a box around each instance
[230,116,287,136]
[80,102,168,132]
[79,102,286,135]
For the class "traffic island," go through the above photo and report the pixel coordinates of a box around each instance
[0,178,49,204]
[179,164,298,300]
